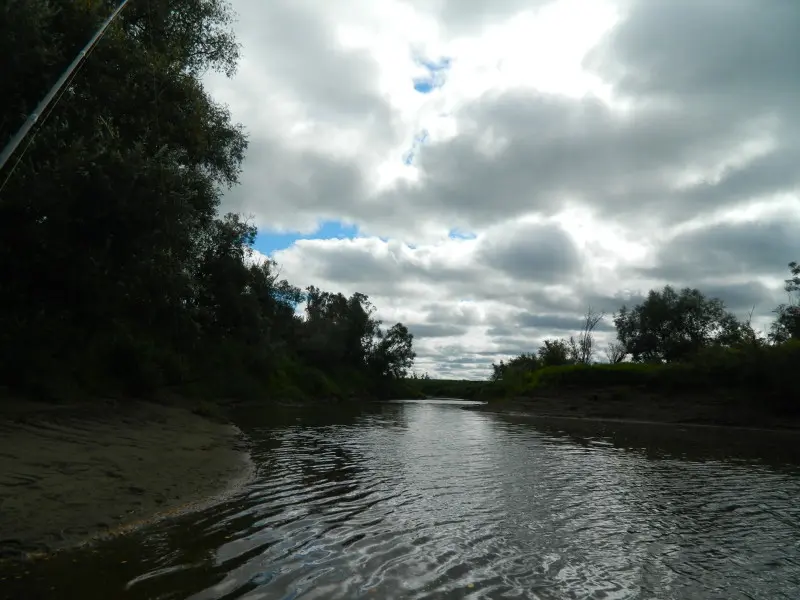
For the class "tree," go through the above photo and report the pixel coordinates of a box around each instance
[370,324,416,379]
[299,288,383,370]
[491,353,539,382]
[0,0,247,391]
[613,286,741,362]
[537,339,571,367]
[604,341,627,364]
[770,261,800,344]
[567,307,605,364]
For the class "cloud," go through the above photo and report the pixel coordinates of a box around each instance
[586,0,800,218]
[408,323,469,338]
[642,217,800,283]
[516,312,616,333]
[406,0,554,34]
[212,0,800,378]
[477,219,580,282]
[587,0,800,111]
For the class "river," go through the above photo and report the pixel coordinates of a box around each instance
[5,399,800,599]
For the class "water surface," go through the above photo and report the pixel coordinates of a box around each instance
[6,400,800,599]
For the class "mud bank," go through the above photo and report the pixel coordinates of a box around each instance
[474,390,800,430]
[0,399,253,559]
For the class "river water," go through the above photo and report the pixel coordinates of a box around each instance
[6,399,800,599]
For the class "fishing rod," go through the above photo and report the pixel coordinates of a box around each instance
[0,0,134,175]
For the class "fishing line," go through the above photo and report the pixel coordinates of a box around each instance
[0,0,134,195]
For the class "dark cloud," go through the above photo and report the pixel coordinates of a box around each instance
[421,302,485,326]
[308,243,476,291]
[579,291,648,315]
[408,323,469,338]
[374,91,769,231]
[484,336,544,356]
[407,0,553,34]
[477,221,580,282]
[224,139,366,231]
[587,0,800,112]
[486,326,515,337]
[233,0,393,124]
[516,312,616,333]
[701,281,779,315]
[642,219,800,282]
[275,222,590,301]
[673,149,800,213]
[582,0,800,220]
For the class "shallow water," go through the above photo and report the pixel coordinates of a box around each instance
[5,400,800,599]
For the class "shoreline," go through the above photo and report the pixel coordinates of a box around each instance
[0,399,254,561]
[473,406,800,434]
[471,391,800,432]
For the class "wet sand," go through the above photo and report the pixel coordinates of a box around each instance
[0,399,253,560]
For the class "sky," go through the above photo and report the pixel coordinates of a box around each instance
[206,0,800,379]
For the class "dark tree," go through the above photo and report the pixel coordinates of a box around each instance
[537,339,572,367]
[770,261,800,344]
[371,324,416,379]
[613,286,743,362]
[491,353,540,382]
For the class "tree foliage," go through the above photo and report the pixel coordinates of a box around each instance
[613,286,748,363]
[604,341,627,364]
[769,261,800,344]
[538,339,572,367]
[371,323,417,379]
[0,0,414,401]
[491,353,539,382]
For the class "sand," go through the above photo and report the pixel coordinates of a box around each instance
[0,399,253,560]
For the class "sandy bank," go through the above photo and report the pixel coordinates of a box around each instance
[0,399,253,560]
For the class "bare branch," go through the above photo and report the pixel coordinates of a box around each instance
[604,341,627,364]
[573,306,605,364]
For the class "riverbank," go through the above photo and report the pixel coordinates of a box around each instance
[477,389,800,430]
[0,398,253,561]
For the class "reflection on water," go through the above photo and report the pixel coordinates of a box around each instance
[5,400,800,599]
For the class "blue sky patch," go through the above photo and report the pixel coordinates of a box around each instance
[412,56,451,94]
[254,220,359,256]
[403,129,430,165]
[413,80,435,94]
[448,229,477,240]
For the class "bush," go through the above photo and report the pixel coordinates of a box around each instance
[529,363,660,390]
[409,378,488,400]
[512,341,800,414]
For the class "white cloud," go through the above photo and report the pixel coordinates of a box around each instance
[210,0,800,378]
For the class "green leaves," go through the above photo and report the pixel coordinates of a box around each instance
[613,286,746,363]
[769,261,800,344]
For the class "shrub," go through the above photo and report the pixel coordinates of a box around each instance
[529,363,661,390]
[514,341,799,414]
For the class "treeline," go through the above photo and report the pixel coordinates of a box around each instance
[410,377,487,401]
[490,262,800,413]
[0,0,415,402]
